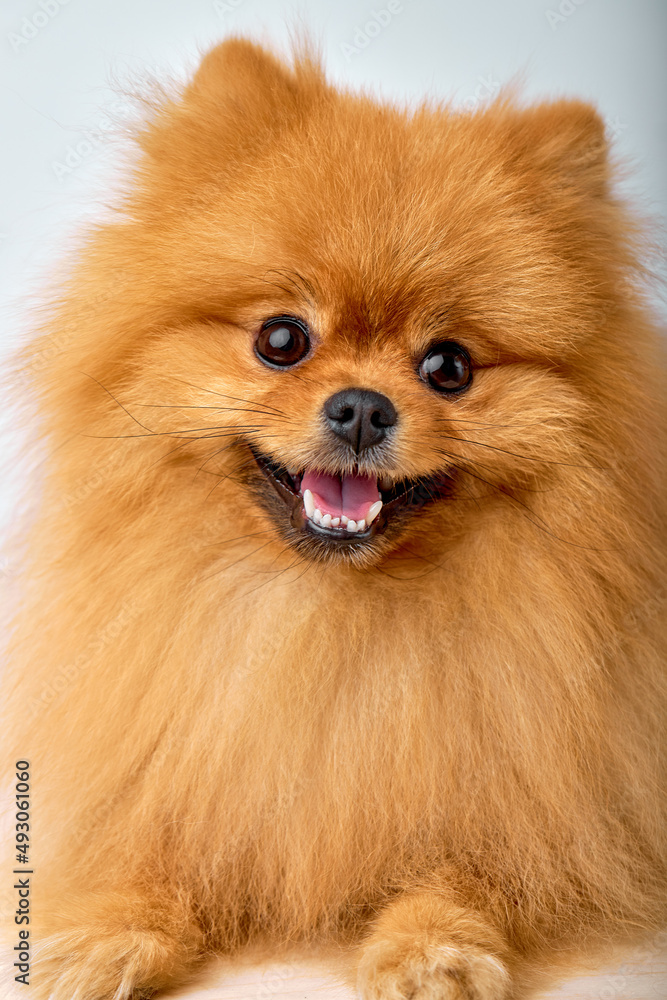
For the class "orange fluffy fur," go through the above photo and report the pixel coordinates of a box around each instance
[3,37,667,1000]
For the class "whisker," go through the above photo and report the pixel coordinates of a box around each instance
[198,528,274,549]
[200,540,274,581]
[446,460,613,551]
[194,467,227,479]
[167,376,287,415]
[78,371,157,435]
[146,438,193,469]
[78,372,282,447]
[394,543,444,571]
[434,427,601,470]
[85,426,270,440]
[370,560,442,582]
[134,402,292,420]
[432,448,559,494]
[233,555,311,601]
[195,441,241,477]
[203,456,260,500]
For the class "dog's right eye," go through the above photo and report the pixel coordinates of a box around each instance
[255,317,310,368]
[418,342,472,394]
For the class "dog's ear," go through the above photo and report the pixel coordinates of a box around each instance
[136,38,323,187]
[187,36,301,112]
[498,98,609,200]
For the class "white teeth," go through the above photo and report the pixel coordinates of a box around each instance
[302,495,374,535]
[366,500,383,525]
[303,489,315,518]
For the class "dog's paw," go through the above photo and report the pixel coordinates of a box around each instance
[32,924,195,1000]
[357,934,509,999]
[356,893,511,1000]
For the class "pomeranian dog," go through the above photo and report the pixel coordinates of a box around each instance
[3,35,666,1000]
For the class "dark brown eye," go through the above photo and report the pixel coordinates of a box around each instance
[419,342,472,393]
[255,317,310,368]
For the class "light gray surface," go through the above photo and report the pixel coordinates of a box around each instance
[159,947,667,1000]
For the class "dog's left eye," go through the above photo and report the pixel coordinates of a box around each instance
[255,317,310,368]
[419,342,472,393]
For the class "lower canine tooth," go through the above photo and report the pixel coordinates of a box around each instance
[320,513,332,527]
[346,519,358,532]
[303,489,315,518]
[366,500,383,525]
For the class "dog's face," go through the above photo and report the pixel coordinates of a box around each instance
[63,40,618,569]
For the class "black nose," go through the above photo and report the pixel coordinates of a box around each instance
[323,388,397,453]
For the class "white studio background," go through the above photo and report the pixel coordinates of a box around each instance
[1,2,666,997]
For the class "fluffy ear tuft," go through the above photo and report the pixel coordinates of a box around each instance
[133,38,324,194]
[187,36,301,111]
[501,98,609,199]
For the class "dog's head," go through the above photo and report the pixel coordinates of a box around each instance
[33,39,649,571]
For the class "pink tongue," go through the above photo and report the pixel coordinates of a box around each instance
[301,470,379,521]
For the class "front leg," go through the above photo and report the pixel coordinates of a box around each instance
[32,888,203,1000]
[357,892,511,1000]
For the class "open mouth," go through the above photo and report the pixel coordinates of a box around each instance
[250,446,452,546]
